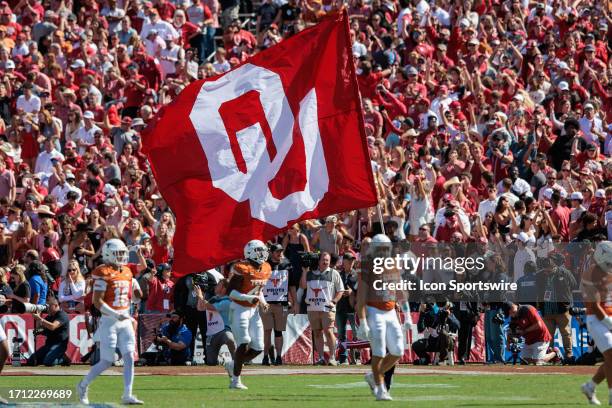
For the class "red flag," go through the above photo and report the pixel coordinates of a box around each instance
[142,11,376,276]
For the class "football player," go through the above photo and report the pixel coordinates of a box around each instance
[0,294,9,403]
[581,241,612,406]
[77,239,143,405]
[224,240,271,389]
[357,234,410,401]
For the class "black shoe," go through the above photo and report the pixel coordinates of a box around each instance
[458,360,466,365]
[268,346,275,363]
[274,356,282,366]
[61,355,71,366]
[262,356,270,366]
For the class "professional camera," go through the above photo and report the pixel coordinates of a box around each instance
[192,270,218,299]
[492,310,506,325]
[141,328,167,366]
[569,307,587,317]
[298,251,320,270]
[13,301,49,314]
[192,271,212,289]
[508,337,523,365]
[11,337,23,367]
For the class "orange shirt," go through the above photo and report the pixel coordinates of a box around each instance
[92,264,133,312]
[362,262,400,311]
[231,261,272,308]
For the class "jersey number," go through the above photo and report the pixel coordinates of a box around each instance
[112,282,130,308]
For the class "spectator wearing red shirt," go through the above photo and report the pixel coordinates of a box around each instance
[435,210,466,242]
[146,263,174,313]
[122,64,148,118]
[151,223,172,265]
[56,190,85,223]
[132,51,163,92]
[362,98,383,138]
[356,60,390,101]
[549,191,571,241]
[70,59,97,88]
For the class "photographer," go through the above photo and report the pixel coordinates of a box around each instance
[153,310,192,365]
[453,273,481,365]
[412,302,460,365]
[502,301,561,365]
[195,279,236,366]
[536,256,576,363]
[26,296,70,367]
[173,270,208,362]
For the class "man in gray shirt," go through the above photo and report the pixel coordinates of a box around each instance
[102,152,121,183]
[110,117,136,154]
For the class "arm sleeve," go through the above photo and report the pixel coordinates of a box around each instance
[180,327,192,346]
[334,271,345,292]
[448,313,461,332]
[56,312,69,329]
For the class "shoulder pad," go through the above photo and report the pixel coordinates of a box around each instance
[232,262,250,275]
[91,265,112,280]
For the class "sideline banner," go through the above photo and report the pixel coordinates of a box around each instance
[0,312,495,364]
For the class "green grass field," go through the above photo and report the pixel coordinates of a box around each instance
[0,373,601,407]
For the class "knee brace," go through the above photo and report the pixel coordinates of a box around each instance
[274,330,283,338]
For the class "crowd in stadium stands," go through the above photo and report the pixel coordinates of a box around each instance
[0,0,610,366]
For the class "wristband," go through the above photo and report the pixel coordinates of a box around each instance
[99,303,122,320]
[230,289,258,303]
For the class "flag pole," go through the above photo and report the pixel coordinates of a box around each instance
[376,203,386,236]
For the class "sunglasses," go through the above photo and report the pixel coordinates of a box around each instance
[67,268,77,272]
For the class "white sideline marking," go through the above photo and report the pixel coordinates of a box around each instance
[393,395,537,402]
[307,382,458,389]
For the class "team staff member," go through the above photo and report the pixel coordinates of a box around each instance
[581,242,612,406]
[501,301,559,365]
[301,252,344,366]
[336,252,357,365]
[357,234,409,401]
[224,240,271,390]
[260,243,294,366]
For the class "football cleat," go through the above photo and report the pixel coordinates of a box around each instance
[581,382,601,405]
[121,395,144,405]
[364,372,376,396]
[77,380,89,405]
[230,377,248,390]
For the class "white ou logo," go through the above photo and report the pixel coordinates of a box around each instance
[189,63,329,228]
